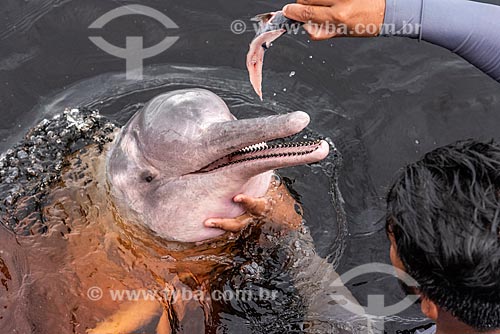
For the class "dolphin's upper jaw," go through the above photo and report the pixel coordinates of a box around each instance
[191,137,329,177]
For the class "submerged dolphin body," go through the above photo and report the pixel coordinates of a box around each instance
[107,89,329,243]
[247,11,301,100]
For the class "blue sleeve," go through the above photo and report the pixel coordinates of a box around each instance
[381,0,500,82]
[416,325,437,334]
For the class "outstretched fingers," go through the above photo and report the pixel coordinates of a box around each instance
[204,217,254,233]
[234,194,272,217]
[204,195,273,233]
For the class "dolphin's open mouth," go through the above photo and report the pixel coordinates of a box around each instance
[196,138,327,174]
[184,111,329,177]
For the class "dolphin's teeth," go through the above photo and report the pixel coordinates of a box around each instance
[233,139,322,157]
[235,141,269,155]
[198,139,323,173]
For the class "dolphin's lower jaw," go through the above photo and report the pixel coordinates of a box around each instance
[195,139,329,176]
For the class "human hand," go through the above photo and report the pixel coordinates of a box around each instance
[204,195,274,233]
[283,0,386,40]
[204,185,303,233]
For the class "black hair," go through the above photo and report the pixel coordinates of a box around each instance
[386,140,500,330]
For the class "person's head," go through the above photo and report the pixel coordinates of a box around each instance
[386,140,500,331]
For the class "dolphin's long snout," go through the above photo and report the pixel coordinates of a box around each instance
[199,111,329,178]
[206,111,310,157]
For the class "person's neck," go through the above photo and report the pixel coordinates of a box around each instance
[436,310,500,334]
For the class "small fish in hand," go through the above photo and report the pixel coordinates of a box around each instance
[246,11,301,100]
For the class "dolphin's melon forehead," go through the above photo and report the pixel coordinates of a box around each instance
[140,89,234,130]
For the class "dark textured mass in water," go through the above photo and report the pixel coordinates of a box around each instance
[0,109,330,333]
[0,109,116,235]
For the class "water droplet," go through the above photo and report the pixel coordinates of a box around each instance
[283,88,287,92]
[309,55,313,59]
[415,139,420,145]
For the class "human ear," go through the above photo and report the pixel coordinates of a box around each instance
[421,297,439,321]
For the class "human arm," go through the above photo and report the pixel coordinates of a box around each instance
[382,0,500,82]
[204,187,372,332]
[283,0,500,82]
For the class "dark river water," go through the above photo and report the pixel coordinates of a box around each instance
[1,0,500,333]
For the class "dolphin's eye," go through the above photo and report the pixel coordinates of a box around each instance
[141,171,155,183]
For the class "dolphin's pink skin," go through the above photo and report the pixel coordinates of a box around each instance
[107,89,329,243]
[247,11,298,100]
